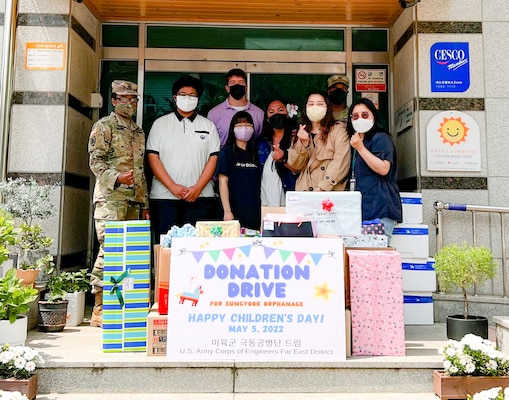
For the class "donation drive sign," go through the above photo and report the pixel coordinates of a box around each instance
[167,237,345,362]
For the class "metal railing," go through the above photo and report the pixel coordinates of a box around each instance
[433,201,509,298]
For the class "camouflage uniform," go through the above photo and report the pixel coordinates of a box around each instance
[88,110,148,293]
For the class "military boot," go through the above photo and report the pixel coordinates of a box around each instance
[90,291,103,327]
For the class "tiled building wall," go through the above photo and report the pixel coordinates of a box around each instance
[392,0,509,298]
[5,0,99,268]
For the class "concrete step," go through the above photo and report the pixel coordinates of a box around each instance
[35,393,439,400]
[26,323,448,395]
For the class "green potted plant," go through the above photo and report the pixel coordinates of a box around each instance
[38,266,90,331]
[434,242,498,340]
[0,209,17,278]
[0,268,39,346]
[0,177,59,285]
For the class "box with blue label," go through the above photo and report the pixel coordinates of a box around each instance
[400,192,423,224]
[286,191,362,236]
[402,258,436,292]
[391,224,429,259]
[403,293,434,325]
[103,220,151,353]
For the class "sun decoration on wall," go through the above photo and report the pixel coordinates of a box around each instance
[438,116,469,146]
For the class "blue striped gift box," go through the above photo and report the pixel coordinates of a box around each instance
[103,220,151,352]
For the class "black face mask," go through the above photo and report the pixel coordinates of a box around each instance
[268,114,287,129]
[329,88,347,106]
[229,84,246,100]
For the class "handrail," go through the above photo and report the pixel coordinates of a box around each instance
[433,201,509,298]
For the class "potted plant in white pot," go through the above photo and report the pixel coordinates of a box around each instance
[0,177,59,285]
[434,242,498,340]
[0,268,39,346]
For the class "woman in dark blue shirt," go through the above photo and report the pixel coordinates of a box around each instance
[346,98,402,243]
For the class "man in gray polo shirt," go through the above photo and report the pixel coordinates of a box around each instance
[146,75,221,241]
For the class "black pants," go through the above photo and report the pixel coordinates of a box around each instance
[150,197,220,243]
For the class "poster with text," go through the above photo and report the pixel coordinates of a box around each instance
[430,42,470,92]
[166,237,346,362]
[426,110,481,171]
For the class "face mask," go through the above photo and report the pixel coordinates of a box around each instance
[234,126,254,142]
[229,84,246,101]
[329,89,347,106]
[268,114,287,129]
[352,118,375,133]
[115,103,136,119]
[176,95,198,113]
[306,105,327,122]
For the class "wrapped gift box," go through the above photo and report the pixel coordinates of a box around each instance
[404,292,434,325]
[402,258,436,292]
[400,192,423,224]
[286,191,362,236]
[195,220,240,237]
[347,249,405,356]
[103,220,151,352]
[391,224,429,259]
[341,235,388,248]
[156,247,171,315]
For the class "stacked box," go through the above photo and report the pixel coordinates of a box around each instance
[195,220,240,237]
[348,249,405,356]
[391,224,429,259]
[156,247,171,315]
[103,220,151,352]
[147,303,168,356]
[286,191,362,236]
[400,192,423,224]
[402,258,436,292]
[404,292,434,325]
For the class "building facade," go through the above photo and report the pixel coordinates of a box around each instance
[1,0,508,314]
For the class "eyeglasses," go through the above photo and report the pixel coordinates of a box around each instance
[234,123,254,128]
[116,97,139,104]
[351,112,372,121]
[177,92,198,99]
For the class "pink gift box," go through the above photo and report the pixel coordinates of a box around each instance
[347,250,405,356]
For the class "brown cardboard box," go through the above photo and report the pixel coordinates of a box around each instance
[195,220,241,237]
[345,308,352,358]
[147,305,167,356]
[156,247,171,314]
[153,244,160,303]
[261,206,286,222]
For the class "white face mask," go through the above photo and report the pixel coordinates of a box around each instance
[306,105,327,122]
[234,126,254,142]
[176,95,198,113]
[352,118,375,133]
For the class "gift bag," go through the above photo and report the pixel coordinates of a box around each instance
[261,213,316,237]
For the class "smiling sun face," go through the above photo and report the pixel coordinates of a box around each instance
[438,117,469,146]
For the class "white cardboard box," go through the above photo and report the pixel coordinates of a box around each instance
[286,191,362,236]
[391,224,429,259]
[400,192,423,224]
[403,292,434,325]
[402,258,436,292]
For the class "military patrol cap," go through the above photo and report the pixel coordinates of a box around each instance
[327,75,350,89]
[111,80,139,96]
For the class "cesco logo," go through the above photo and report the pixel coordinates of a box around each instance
[434,49,466,65]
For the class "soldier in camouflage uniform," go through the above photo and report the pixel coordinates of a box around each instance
[327,75,350,123]
[88,80,149,327]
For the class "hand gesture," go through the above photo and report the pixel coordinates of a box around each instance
[297,124,310,147]
[272,143,284,161]
[350,132,364,150]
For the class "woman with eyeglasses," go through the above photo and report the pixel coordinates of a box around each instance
[257,99,299,207]
[216,111,261,230]
[346,98,402,243]
[288,92,351,192]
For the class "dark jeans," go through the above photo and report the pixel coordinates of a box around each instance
[150,197,221,243]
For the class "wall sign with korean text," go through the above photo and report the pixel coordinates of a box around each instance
[431,42,470,92]
[166,237,346,362]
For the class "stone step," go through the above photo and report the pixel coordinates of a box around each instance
[27,323,448,395]
[35,393,439,400]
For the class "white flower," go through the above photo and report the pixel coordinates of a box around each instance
[444,360,452,369]
[449,365,459,374]
[24,360,36,372]
[286,103,299,118]
[13,356,26,370]
[0,343,43,379]
[465,362,476,374]
[446,347,457,357]
[0,390,29,400]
